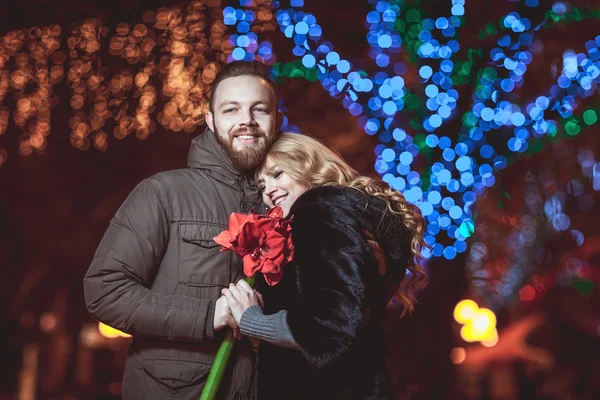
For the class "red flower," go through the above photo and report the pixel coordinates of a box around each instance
[214,206,294,286]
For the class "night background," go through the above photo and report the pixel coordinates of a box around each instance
[1,0,600,399]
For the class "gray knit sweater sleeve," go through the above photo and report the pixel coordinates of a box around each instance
[239,305,300,349]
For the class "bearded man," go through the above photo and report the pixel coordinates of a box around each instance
[84,61,281,400]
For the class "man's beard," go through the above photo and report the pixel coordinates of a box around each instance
[215,126,276,172]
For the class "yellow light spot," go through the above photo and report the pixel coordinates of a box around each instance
[460,308,497,342]
[98,322,130,339]
[453,299,479,324]
[460,323,476,343]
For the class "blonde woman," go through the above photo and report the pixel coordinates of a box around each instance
[221,133,427,400]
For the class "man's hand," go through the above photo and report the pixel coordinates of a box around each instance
[221,280,261,325]
[213,295,241,340]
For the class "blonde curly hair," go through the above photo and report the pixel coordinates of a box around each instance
[257,133,428,316]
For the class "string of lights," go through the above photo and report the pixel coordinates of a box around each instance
[1,0,599,267]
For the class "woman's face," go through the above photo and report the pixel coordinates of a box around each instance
[257,165,309,218]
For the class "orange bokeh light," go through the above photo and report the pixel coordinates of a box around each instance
[450,347,466,365]
[0,0,280,161]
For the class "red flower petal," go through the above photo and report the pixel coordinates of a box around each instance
[263,231,285,259]
[213,230,234,249]
[267,206,284,219]
[234,223,265,256]
[228,212,251,233]
[264,268,284,286]
[243,253,261,277]
[254,217,275,232]
[259,254,280,274]
[214,206,294,287]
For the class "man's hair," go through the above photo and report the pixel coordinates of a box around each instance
[209,61,279,113]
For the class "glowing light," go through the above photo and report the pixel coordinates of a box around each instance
[481,328,499,347]
[574,279,594,297]
[518,285,536,301]
[453,299,479,324]
[40,312,57,333]
[98,322,131,339]
[1,0,598,273]
[583,110,597,125]
[450,347,466,364]
[460,308,497,343]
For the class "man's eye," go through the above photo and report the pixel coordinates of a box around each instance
[223,108,235,113]
[254,108,267,113]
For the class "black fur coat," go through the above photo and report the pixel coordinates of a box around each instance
[256,185,411,400]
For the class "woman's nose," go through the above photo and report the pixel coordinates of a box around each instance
[264,182,277,199]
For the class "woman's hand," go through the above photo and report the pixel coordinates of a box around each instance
[214,295,242,340]
[221,280,262,325]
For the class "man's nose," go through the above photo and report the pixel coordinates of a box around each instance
[239,108,256,126]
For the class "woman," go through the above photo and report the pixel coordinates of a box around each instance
[221,133,427,399]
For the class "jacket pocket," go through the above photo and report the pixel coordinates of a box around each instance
[140,358,211,397]
[178,222,232,287]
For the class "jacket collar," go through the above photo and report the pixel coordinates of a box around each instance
[187,128,261,201]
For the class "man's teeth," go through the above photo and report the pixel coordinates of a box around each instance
[274,196,287,206]
[237,135,256,140]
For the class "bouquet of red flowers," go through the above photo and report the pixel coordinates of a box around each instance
[199,206,294,400]
[213,206,295,286]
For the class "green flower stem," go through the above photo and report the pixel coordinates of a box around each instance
[199,276,256,400]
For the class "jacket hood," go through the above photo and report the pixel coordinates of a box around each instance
[187,129,262,203]
[188,129,241,183]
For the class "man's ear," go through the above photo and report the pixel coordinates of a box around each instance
[206,111,215,132]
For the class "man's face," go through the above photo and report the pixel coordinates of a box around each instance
[206,75,281,172]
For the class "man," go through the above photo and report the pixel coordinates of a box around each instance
[84,61,282,399]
